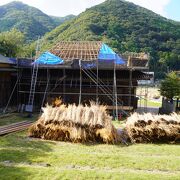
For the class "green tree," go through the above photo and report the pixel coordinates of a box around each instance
[160,72,180,100]
[0,28,25,57]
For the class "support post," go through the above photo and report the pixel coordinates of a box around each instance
[79,59,82,105]
[128,56,133,111]
[144,54,150,113]
[63,68,66,102]
[144,85,148,113]
[40,68,50,113]
[96,58,99,103]
[113,61,118,120]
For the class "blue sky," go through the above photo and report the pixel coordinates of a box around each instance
[0,0,179,21]
[165,0,180,21]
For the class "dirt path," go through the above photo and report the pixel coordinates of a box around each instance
[1,162,179,175]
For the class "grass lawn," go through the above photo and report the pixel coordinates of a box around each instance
[0,115,180,180]
[0,130,180,179]
[138,99,161,108]
[0,114,39,126]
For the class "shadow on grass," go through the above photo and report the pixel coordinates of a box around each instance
[80,142,124,147]
[0,113,39,126]
[0,166,32,180]
[149,142,180,146]
[0,131,55,180]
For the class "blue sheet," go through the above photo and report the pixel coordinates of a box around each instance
[98,44,125,64]
[35,51,63,65]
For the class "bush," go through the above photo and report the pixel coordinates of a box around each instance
[160,72,180,100]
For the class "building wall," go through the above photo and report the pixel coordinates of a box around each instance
[0,72,11,108]
[0,63,17,110]
[18,68,139,111]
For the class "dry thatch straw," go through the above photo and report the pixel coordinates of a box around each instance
[125,113,180,143]
[28,102,118,144]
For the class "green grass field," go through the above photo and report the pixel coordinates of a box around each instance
[0,131,180,179]
[138,99,161,108]
[0,115,180,180]
[0,114,39,126]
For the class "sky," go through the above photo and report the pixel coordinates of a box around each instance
[0,0,179,21]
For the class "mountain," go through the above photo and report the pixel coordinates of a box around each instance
[0,1,75,40]
[51,15,76,26]
[43,0,180,77]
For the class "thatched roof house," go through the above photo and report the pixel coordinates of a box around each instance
[17,41,151,115]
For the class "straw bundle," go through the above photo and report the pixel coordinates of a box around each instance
[126,113,180,143]
[28,102,118,144]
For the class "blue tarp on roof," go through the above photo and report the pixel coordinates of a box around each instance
[0,54,15,64]
[35,51,63,65]
[9,58,17,64]
[98,44,125,64]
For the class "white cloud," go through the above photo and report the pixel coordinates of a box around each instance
[127,0,171,17]
[0,0,171,17]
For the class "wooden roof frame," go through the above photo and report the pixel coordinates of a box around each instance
[50,41,102,61]
[17,41,150,70]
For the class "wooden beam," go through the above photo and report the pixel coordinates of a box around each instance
[50,41,102,61]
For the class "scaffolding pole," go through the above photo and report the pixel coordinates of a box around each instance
[63,68,66,101]
[17,66,22,111]
[129,68,133,110]
[19,91,137,96]
[96,58,99,103]
[83,68,123,105]
[144,85,148,113]
[79,59,82,104]
[113,61,118,119]
[128,56,133,111]
[81,68,128,116]
[40,69,50,112]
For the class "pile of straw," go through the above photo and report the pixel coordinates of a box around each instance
[126,113,180,143]
[28,102,118,144]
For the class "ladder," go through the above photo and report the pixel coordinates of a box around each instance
[25,38,41,113]
[81,67,128,116]
[25,63,39,112]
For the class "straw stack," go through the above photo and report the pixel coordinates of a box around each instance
[125,113,180,143]
[28,102,118,144]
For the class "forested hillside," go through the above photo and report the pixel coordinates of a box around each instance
[0,0,179,78]
[43,0,180,78]
[0,1,75,40]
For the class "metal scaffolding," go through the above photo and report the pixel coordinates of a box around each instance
[16,42,150,117]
